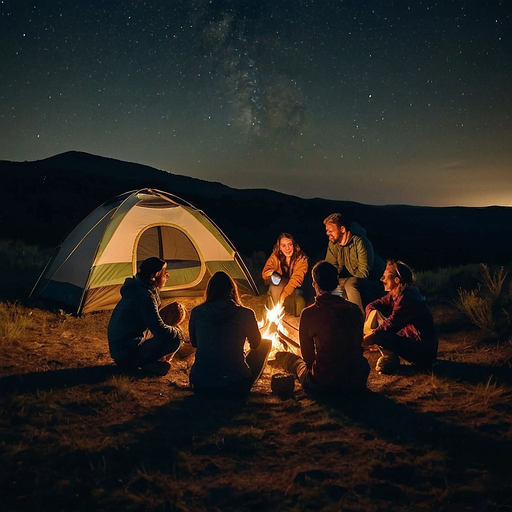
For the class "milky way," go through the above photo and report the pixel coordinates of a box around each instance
[1,1,511,206]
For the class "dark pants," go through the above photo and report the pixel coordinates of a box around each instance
[377,332,436,369]
[116,302,183,368]
[288,356,367,394]
[246,338,273,382]
[193,339,272,396]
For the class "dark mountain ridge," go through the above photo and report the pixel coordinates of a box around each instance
[2,150,511,271]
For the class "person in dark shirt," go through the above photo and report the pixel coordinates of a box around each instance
[107,257,185,375]
[189,271,271,395]
[363,260,438,374]
[274,261,370,393]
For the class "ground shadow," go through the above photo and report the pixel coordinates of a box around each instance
[433,358,512,385]
[0,364,146,393]
[315,389,512,474]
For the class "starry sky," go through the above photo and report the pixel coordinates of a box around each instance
[1,1,511,206]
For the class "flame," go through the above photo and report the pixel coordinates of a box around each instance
[258,303,286,357]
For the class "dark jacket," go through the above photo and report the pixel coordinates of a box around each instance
[189,298,262,389]
[299,293,369,390]
[365,286,438,360]
[107,276,182,362]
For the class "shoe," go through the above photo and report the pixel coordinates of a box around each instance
[375,353,400,374]
[140,360,171,376]
[273,351,302,374]
[177,342,196,359]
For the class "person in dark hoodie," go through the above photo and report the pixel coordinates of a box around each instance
[107,257,185,375]
[189,271,271,395]
[273,261,370,393]
[363,260,438,374]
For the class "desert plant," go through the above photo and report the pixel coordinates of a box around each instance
[0,301,33,341]
[453,264,511,334]
[454,287,495,332]
[480,263,508,301]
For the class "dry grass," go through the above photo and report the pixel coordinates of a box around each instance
[1,297,512,511]
[0,302,33,342]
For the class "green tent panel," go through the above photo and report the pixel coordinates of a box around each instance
[30,188,258,314]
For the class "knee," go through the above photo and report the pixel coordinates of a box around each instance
[260,338,273,355]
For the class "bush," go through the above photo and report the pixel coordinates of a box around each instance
[453,264,511,334]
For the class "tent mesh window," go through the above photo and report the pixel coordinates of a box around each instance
[137,226,201,286]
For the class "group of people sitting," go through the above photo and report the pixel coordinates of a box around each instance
[107,212,438,396]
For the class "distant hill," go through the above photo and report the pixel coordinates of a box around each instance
[2,150,512,271]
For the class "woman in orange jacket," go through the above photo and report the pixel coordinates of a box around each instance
[262,233,308,316]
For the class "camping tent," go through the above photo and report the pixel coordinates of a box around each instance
[30,188,258,314]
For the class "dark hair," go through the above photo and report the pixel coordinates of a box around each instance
[204,271,241,305]
[387,259,414,286]
[312,261,339,292]
[323,212,350,229]
[272,233,307,275]
[138,257,166,286]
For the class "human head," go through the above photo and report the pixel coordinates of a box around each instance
[323,213,351,245]
[138,257,168,288]
[323,213,350,229]
[274,233,298,260]
[311,261,339,293]
[381,259,414,295]
[205,271,241,304]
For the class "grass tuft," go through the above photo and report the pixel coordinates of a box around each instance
[0,301,33,342]
[472,375,507,405]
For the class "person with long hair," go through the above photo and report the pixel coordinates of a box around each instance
[189,271,271,395]
[363,260,438,374]
[107,257,185,375]
[262,233,308,316]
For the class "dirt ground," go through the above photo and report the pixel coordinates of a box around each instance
[1,296,512,512]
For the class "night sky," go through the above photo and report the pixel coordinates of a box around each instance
[1,1,511,206]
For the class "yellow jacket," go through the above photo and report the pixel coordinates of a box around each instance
[262,253,308,302]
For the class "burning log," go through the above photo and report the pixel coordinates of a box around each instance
[258,304,301,357]
[277,323,301,356]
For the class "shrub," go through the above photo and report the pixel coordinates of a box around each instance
[454,288,495,331]
[453,264,511,334]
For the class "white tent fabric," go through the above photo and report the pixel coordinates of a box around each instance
[30,189,258,314]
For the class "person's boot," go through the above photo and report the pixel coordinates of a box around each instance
[273,351,302,374]
[375,348,400,374]
[140,360,171,376]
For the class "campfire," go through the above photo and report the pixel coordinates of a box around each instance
[258,304,301,358]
